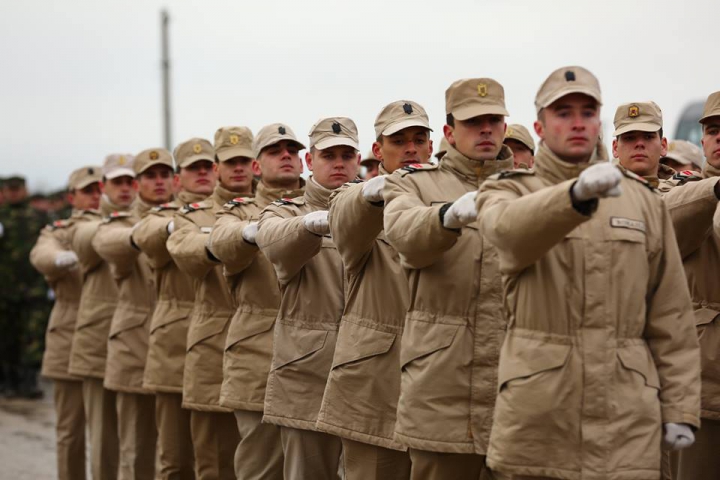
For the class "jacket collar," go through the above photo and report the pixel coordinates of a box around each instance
[533,142,607,185]
[257,178,306,206]
[212,184,248,206]
[177,190,208,205]
[440,144,514,185]
[703,161,720,179]
[100,194,131,216]
[305,176,334,209]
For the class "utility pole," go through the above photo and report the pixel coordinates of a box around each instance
[161,9,172,150]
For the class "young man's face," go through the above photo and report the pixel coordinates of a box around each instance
[215,157,254,193]
[444,114,506,161]
[613,130,667,178]
[178,160,216,195]
[505,139,534,168]
[102,176,136,207]
[257,140,303,186]
[372,126,432,174]
[137,164,173,205]
[702,117,720,168]
[306,145,360,189]
[534,93,601,164]
[69,182,101,210]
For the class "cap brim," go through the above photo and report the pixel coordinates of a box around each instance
[539,88,602,113]
[104,168,136,180]
[217,147,254,162]
[313,137,360,151]
[613,123,661,137]
[662,153,691,165]
[453,104,509,121]
[699,112,720,124]
[137,160,174,174]
[74,178,101,190]
[255,137,306,158]
[505,136,535,152]
[360,158,380,165]
[178,154,215,168]
[381,118,433,137]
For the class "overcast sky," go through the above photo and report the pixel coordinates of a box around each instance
[1,0,717,192]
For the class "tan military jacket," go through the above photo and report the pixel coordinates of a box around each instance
[30,210,98,381]
[382,145,513,454]
[256,177,344,430]
[476,143,700,479]
[135,191,206,393]
[68,197,125,379]
[209,181,305,412]
[94,199,154,394]
[316,169,408,450]
[167,184,245,412]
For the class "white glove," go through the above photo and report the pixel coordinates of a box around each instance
[242,222,259,244]
[0,221,4,238]
[167,220,175,235]
[303,210,330,236]
[443,191,478,229]
[54,251,79,269]
[663,423,695,451]
[572,163,623,202]
[362,175,386,203]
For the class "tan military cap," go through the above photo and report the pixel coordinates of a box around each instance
[374,100,432,139]
[308,117,360,150]
[68,165,102,190]
[103,153,135,180]
[612,101,663,137]
[361,149,380,166]
[445,78,509,121]
[535,66,602,114]
[436,137,450,160]
[253,123,306,158]
[214,126,254,162]
[134,148,174,174]
[504,124,536,152]
[173,138,214,168]
[700,91,720,124]
[663,140,703,167]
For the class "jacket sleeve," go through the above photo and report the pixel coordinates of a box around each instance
[644,202,701,428]
[663,177,718,258]
[209,209,259,276]
[93,221,138,280]
[714,202,720,237]
[256,204,322,285]
[477,178,591,275]
[383,173,460,269]
[329,183,383,274]
[166,214,217,279]
[132,212,173,269]
[71,220,103,274]
[29,227,69,282]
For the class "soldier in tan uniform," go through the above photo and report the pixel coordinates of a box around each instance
[207,124,305,480]
[476,66,700,480]
[504,124,535,169]
[256,118,360,480]
[316,100,433,480]
[69,153,136,480]
[93,149,174,479]
[435,136,450,161]
[361,149,381,179]
[134,139,217,480]
[382,79,513,480]
[29,166,102,480]
[167,130,256,479]
[661,140,704,173]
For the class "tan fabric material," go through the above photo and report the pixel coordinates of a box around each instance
[209,181,304,411]
[256,177,345,430]
[116,391,157,480]
[214,127,254,162]
[374,100,431,138]
[167,185,247,411]
[190,410,239,480]
[699,90,720,123]
[68,165,102,190]
[53,379,86,480]
[233,410,283,480]
[475,143,701,479]
[408,449,488,480]
[534,66,602,113]
[670,418,720,480]
[382,145,514,454]
[317,179,408,450]
[155,392,195,480]
[83,377,119,480]
[134,148,173,174]
[280,426,342,480]
[342,438,411,480]
[613,101,663,136]
[308,117,359,150]
[253,123,305,158]
[445,78,509,119]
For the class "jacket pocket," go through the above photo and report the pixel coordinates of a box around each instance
[616,344,660,389]
[332,323,395,369]
[226,312,276,349]
[109,307,149,338]
[271,326,328,371]
[400,321,458,368]
[694,308,720,372]
[497,335,571,392]
[694,307,719,330]
[187,314,231,350]
[150,301,193,334]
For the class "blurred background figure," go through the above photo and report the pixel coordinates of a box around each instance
[661,139,704,172]
[360,150,381,179]
[503,124,536,169]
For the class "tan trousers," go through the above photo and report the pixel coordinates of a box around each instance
[409,449,491,480]
[670,417,720,480]
[190,410,239,480]
[341,438,411,480]
[83,377,119,480]
[116,392,157,480]
[280,426,343,480]
[233,410,283,480]
[155,392,195,480]
[54,379,86,480]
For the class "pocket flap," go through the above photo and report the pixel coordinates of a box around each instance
[694,307,720,327]
[150,301,193,333]
[109,307,149,338]
[226,313,276,348]
[400,321,458,368]
[497,335,571,391]
[272,326,328,370]
[332,323,396,369]
[187,314,231,349]
[77,301,116,329]
[617,344,661,389]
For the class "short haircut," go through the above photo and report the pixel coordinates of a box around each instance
[446,113,455,128]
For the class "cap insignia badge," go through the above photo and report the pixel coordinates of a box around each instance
[506,128,514,137]
[118,155,126,165]
[628,105,640,118]
[229,134,239,145]
[565,71,576,81]
[193,144,202,154]
[278,126,286,135]
[477,84,488,97]
[668,142,676,152]
[403,103,413,114]
[87,167,94,175]
[332,122,341,134]
[149,151,159,160]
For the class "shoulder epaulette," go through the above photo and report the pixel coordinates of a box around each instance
[347,178,364,184]
[223,197,256,210]
[495,169,535,180]
[48,219,71,230]
[103,211,132,223]
[152,202,178,212]
[271,197,305,207]
[621,169,655,191]
[179,201,212,214]
[400,163,439,176]
[671,170,703,184]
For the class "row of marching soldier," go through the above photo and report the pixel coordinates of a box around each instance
[29,65,720,480]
